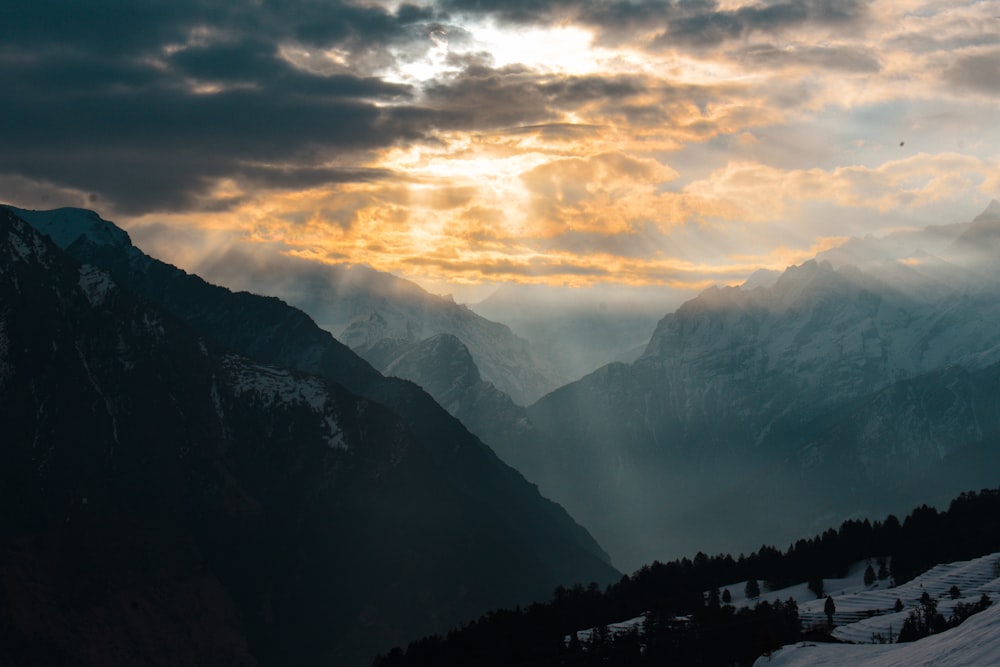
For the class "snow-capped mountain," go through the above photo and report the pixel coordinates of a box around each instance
[193,249,565,405]
[0,206,618,665]
[359,333,521,423]
[526,201,1000,571]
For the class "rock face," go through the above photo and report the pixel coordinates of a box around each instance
[526,202,1000,572]
[0,206,618,666]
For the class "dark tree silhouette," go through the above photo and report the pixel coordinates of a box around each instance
[808,575,824,599]
[745,578,761,600]
[877,556,890,581]
[824,596,836,626]
[864,564,876,586]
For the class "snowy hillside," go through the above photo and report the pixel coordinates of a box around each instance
[753,552,1000,666]
[760,595,1000,667]
[568,552,1000,663]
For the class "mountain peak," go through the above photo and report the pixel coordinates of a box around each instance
[973,199,1000,224]
[1,205,132,251]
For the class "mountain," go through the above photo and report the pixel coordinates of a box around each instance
[354,333,586,510]
[192,250,564,405]
[376,487,1000,667]
[0,206,618,665]
[359,333,522,426]
[525,202,1000,571]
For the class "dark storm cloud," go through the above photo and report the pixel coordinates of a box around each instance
[0,0,443,214]
[441,0,869,49]
[652,0,869,49]
[2,0,872,215]
[420,65,558,128]
[0,79,415,213]
[4,0,434,57]
[419,68,661,131]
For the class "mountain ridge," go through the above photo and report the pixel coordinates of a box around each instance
[524,201,1000,570]
[0,205,618,665]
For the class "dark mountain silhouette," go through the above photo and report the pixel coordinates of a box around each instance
[0,206,617,666]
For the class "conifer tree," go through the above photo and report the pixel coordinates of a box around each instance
[808,575,824,599]
[824,596,836,626]
[745,578,761,600]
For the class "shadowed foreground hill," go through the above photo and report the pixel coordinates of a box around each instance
[0,207,618,666]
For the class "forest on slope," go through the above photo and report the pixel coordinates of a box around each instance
[377,487,1000,667]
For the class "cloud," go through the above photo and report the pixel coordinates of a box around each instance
[0,0,455,213]
[737,44,881,72]
[2,0,998,295]
[650,0,869,50]
[943,49,1000,95]
[440,0,871,50]
[521,152,681,235]
[681,153,1000,227]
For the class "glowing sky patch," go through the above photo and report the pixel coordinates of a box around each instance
[3,0,1000,298]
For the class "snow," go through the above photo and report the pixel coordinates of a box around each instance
[753,552,1000,666]
[5,218,50,264]
[758,600,1000,667]
[570,614,647,644]
[77,264,115,306]
[224,356,348,450]
[720,559,894,613]
[8,206,131,251]
[569,553,1000,661]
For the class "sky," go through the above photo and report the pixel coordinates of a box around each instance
[3,0,999,301]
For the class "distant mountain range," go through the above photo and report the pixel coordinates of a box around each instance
[0,206,617,666]
[523,201,1000,571]
[193,249,565,405]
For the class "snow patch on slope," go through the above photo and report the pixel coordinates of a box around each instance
[78,265,115,306]
[5,217,51,264]
[754,552,1000,666]
[7,206,132,251]
[224,356,347,450]
[760,599,1000,667]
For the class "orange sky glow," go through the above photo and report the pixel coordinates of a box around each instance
[5,0,1000,300]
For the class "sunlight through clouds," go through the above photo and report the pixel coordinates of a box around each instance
[4,0,999,295]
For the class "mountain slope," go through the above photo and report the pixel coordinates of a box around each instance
[526,203,1000,570]
[1,206,618,665]
[759,553,1000,667]
[356,333,583,505]
[193,250,565,405]
[9,204,614,577]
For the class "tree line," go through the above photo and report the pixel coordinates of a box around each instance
[374,487,1000,666]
